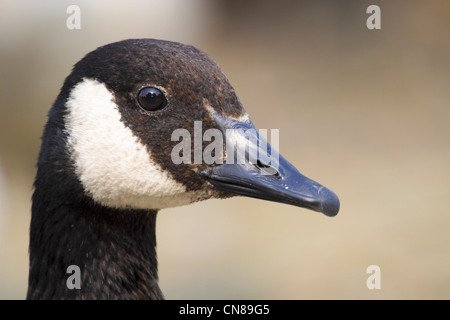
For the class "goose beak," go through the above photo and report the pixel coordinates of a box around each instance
[200,112,340,217]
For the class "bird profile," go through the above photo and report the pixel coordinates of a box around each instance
[27,39,339,299]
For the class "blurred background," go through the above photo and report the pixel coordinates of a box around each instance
[0,0,449,299]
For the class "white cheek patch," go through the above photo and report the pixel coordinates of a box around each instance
[64,78,207,210]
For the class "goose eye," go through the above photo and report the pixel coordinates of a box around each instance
[137,87,167,111]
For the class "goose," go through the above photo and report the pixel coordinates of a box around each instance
[27,39,339,300]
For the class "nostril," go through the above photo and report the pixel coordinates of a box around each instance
[254,160,280,177]
[256,160,270,169]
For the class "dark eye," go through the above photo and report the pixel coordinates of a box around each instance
[137,87,167,111]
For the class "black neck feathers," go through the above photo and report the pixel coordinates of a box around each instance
[28,168,163,299]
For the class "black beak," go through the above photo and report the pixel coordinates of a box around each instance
[200,111,340,217]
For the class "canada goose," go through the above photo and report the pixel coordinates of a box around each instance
[27,39,339,299]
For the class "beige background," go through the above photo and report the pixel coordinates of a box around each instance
[0,0,449,299]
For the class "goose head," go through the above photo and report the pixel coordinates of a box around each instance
[28,39,339,299]
[62,38,338,215]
